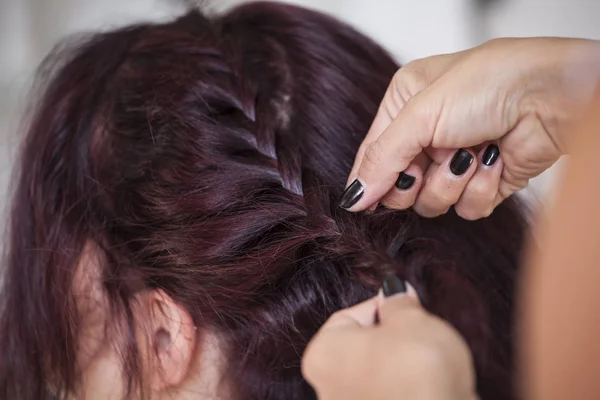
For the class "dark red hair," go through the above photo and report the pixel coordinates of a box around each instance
[0,2,525,399]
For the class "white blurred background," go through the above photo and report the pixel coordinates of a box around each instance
[1,0,600,228]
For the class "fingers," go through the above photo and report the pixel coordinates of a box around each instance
[379,152,431,209]
[363,145,505,219]
[454,144,503,220]
[413,149,478,218]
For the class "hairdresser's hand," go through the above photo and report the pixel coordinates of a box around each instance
[302,278,478,400]
[341,37,599,219]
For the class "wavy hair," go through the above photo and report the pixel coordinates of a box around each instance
[0,2,525,399]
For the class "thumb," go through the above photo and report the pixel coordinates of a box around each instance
[319,296,379,331]
[377,276,423,324]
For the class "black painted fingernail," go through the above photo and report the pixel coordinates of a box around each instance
[382,276,407,297]
[339,180,364,209]
[395,172,416,190]
[482,144,500,166]
[450,149,474,176]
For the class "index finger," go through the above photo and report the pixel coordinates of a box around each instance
[344,78,403,188]
[342,89,442,211]
[343,53,464,209]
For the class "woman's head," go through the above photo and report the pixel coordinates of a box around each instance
[0,2,525,399]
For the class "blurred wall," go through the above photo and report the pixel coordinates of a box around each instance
[483,0,600,40]
[1,0,599,232]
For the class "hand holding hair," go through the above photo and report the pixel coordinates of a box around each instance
[302,277,478,400]
[341,37,600,219]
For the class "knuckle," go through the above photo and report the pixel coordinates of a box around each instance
[455,209,478,221]
[413,202,448,218]
[387,62,434,116]
[455,182,498,220]
[362,141,384,170]
[501,167,530,193]
[356,142,369,160]
[381,194,413,210]
[422,184,459,210]
[437,190,460,208]
[464,175,497,202]
[398,60,430,89]
[455,204,484,221]
[499,179,526,200]
[481,206,494,219]
[381,200,407,211]
[415,186,458,217]
[467,179,493,199]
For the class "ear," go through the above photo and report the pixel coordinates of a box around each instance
[137,289,197,390]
